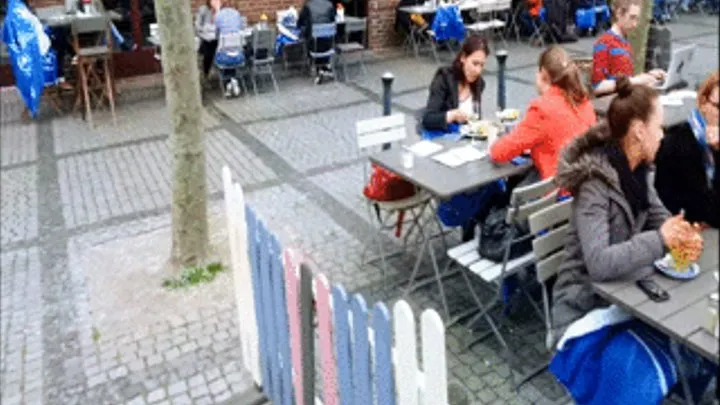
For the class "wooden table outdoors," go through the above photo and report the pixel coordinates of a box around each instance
[593,229,719,364]
[592,92,696,129]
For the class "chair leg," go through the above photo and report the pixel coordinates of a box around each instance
[270,67,279,92]
[80,64,93,128]
[252,69,258,96]
[103,59,117,126]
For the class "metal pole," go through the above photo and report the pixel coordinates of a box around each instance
[496,50,508,112]
[381,72,394,150]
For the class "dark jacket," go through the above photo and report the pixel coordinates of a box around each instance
[551,124,669,338]
[298,0,336,41]
[654,122,720,228]
[421,66,485,132]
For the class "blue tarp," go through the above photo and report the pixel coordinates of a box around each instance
[2,0,45,117]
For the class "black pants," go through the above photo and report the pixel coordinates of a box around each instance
[50,26,72,79]
[308,37,334,72]
[199,39,218,77]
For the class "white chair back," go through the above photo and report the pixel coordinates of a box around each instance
[355,114,407,150]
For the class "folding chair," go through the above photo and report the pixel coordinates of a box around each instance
[407,13,441,64]
[466,0,511,49]
[215,31,247,98]
[442,178,558,349]
[515,197,573,390]
[309,23,337,80]
[276,9,308,71]
[356,114,435,283]
[250,28,279,94]
[336,17,367,82]
[71,15,117,127]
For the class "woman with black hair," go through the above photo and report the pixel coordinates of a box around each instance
[421,35,489,132]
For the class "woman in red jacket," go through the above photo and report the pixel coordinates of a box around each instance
[490,46,597,181]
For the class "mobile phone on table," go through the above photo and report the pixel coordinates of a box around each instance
[636,279,670,302]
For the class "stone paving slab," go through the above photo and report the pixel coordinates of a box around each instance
[1,121,37,168]
[1,166,38,246]
[51,99,219,156]
[213,78,368,124]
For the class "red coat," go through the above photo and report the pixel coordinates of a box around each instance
[490,86,597,180]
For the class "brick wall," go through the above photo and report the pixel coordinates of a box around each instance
[29,0,401,50]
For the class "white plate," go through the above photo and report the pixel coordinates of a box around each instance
[654,254,700,280]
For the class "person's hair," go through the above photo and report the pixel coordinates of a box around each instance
[606,76,659,140]
[451,36,490,99]
[611,0,641,18]
[539,46,589,106]
[697,70,719,109]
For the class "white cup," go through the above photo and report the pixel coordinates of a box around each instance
[401,150,414,169]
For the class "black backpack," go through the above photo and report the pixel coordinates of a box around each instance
[477,205,532,263]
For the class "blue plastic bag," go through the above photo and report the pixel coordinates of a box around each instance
[431,4,466,42]
[2,0,45,117]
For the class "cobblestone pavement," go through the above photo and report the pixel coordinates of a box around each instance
[1,15,718,405]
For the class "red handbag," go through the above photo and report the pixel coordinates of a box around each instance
[363,165,417,237]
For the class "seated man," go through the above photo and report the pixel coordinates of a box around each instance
[298,0,336,84]
[591,0,665,96]
[214,0,245,97]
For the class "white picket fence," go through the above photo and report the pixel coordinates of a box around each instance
[222,166,453,405]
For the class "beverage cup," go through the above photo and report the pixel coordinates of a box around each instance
[401,149,414,169]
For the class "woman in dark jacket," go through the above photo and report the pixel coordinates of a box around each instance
[422,35,488,132]
[550,76,710,405]
[655,71,719,228]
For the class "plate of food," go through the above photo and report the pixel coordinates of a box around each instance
[654,252,700,280]
[496,108,520,122]
[465,120,499,140]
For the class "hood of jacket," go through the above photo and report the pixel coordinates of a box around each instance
[555,122,622,195]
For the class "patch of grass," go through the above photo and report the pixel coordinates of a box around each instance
[162,262,226,290]
[92,327,101,343]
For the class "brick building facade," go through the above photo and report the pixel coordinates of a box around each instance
[28,0,402,49]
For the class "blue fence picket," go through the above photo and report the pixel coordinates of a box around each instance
[258,221,280,403]
[246,208,271,392]
[332,285,354,405]
[351,295,371,403]
[269,235,293,405]
[372,303,396,405]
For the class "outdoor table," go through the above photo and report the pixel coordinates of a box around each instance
[370,137,532,314]
[592,91,696,129]
[593,228,719,365]
[370,138,531,200]
[35,6,122,27]
[398,0,496,14]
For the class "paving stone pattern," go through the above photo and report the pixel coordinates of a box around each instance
[0,16,717,405]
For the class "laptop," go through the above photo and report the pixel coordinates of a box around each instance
[654,45,695,91]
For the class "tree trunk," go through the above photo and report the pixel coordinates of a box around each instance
[628,0,653,74]
[155,0,209,268]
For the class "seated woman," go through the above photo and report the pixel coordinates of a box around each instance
[421,35,489,134]
[655,71,719,229]
[195,0,220,83]
[213,0,246,97]
[550,76,712,404]
[490,45,596,182]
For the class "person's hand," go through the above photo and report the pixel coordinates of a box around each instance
[631,73,658,87]
[446,109,468,124]
[210,0,221,11]
[649,69,666,80]
[660,214,697,249]
[706,126,719,151]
